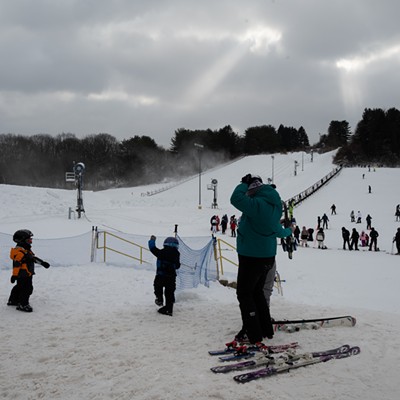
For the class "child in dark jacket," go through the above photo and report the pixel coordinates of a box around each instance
[8,229,50,312]
[148,235,181,316]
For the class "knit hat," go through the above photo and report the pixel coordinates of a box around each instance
[246,176,263,196]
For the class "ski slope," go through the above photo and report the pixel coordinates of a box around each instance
[1,150,399,400]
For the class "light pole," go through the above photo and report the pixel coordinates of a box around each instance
[271,155,275,184]
[194,143,204,209]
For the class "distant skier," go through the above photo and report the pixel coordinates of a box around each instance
[360,231,369,247]
[350,210,355,223]
[221,214,228,234]
[368,185,372,194]
[395,205,400,222]
[330,204,337,215]
[293,225,300,245]
[342,227,351,250]
[393,228,400,255]
[321,213,329,229]
[369,228,379,251]
[316,228,326,249]
[230,215,237,237]
[300,226,309,247]
[210,215,217,234]
[307,227,314,242]
[356,211,362,224]
[366,214,372,230]
[350,228,360,251]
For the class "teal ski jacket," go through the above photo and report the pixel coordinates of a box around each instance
[230,183,292,258]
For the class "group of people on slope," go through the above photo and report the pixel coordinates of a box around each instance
[341,227,379,251]
[210,214,238,237]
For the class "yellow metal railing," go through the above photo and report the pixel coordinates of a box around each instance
[96,230,151,264]
[215,237,283,295]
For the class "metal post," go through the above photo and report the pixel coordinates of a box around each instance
[271,155,275,183]
[194,143,204,209]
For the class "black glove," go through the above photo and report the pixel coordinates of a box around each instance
[41,261,50,269]
[150,235,156,241]
[11,276,17,284]
[241,174,252,185]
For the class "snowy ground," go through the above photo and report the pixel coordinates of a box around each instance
[1,150,400,400]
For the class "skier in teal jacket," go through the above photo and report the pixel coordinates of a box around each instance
[230,174,292,347]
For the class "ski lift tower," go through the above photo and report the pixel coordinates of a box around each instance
[65,162,85,219]
[207,178,218,209]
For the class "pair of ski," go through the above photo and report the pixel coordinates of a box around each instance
[211,344,360,383]
[209,342,299,361]
[273,315,356,333]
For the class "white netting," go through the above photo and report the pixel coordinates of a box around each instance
[0,230,218,291]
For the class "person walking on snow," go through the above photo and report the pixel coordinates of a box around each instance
[330,204,337,215]
[8,229,50,312]
[342,227,351,250]
[393,228,400,255]
[300,226,309,247]
[148,235,181,316]
[369,227,379,251]
[350,228,360,251]
[366,214,372,230]
[321,213,329,229]
[230,174,292,347]
[230,215,237,237]
[316,228,326,249]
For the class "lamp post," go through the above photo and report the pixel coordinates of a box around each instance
[194,143,204,209]
[271,155,275,184]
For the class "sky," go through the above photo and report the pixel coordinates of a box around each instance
[1,0,400,148]
[1,151,400,399]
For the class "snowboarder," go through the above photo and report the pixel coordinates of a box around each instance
[8,229,50,312]
[341,227,351,250]
[350,228,360,251]
[148,235,181,316]
[368,228,379,251]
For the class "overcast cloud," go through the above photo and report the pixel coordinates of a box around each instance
[1,0,399,147]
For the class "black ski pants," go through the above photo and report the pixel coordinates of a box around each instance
[154,275,176,313]
[236,255,275,344]
[8,276,33,306]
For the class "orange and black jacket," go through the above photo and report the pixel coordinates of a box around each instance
[10,246,36,279]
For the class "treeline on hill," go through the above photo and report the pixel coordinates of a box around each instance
[0,124,310,189]
[325,107,400,166]
[1,107,399,189]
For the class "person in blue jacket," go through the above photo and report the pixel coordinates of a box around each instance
[230,174,292,348]
[148,235,180,316]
